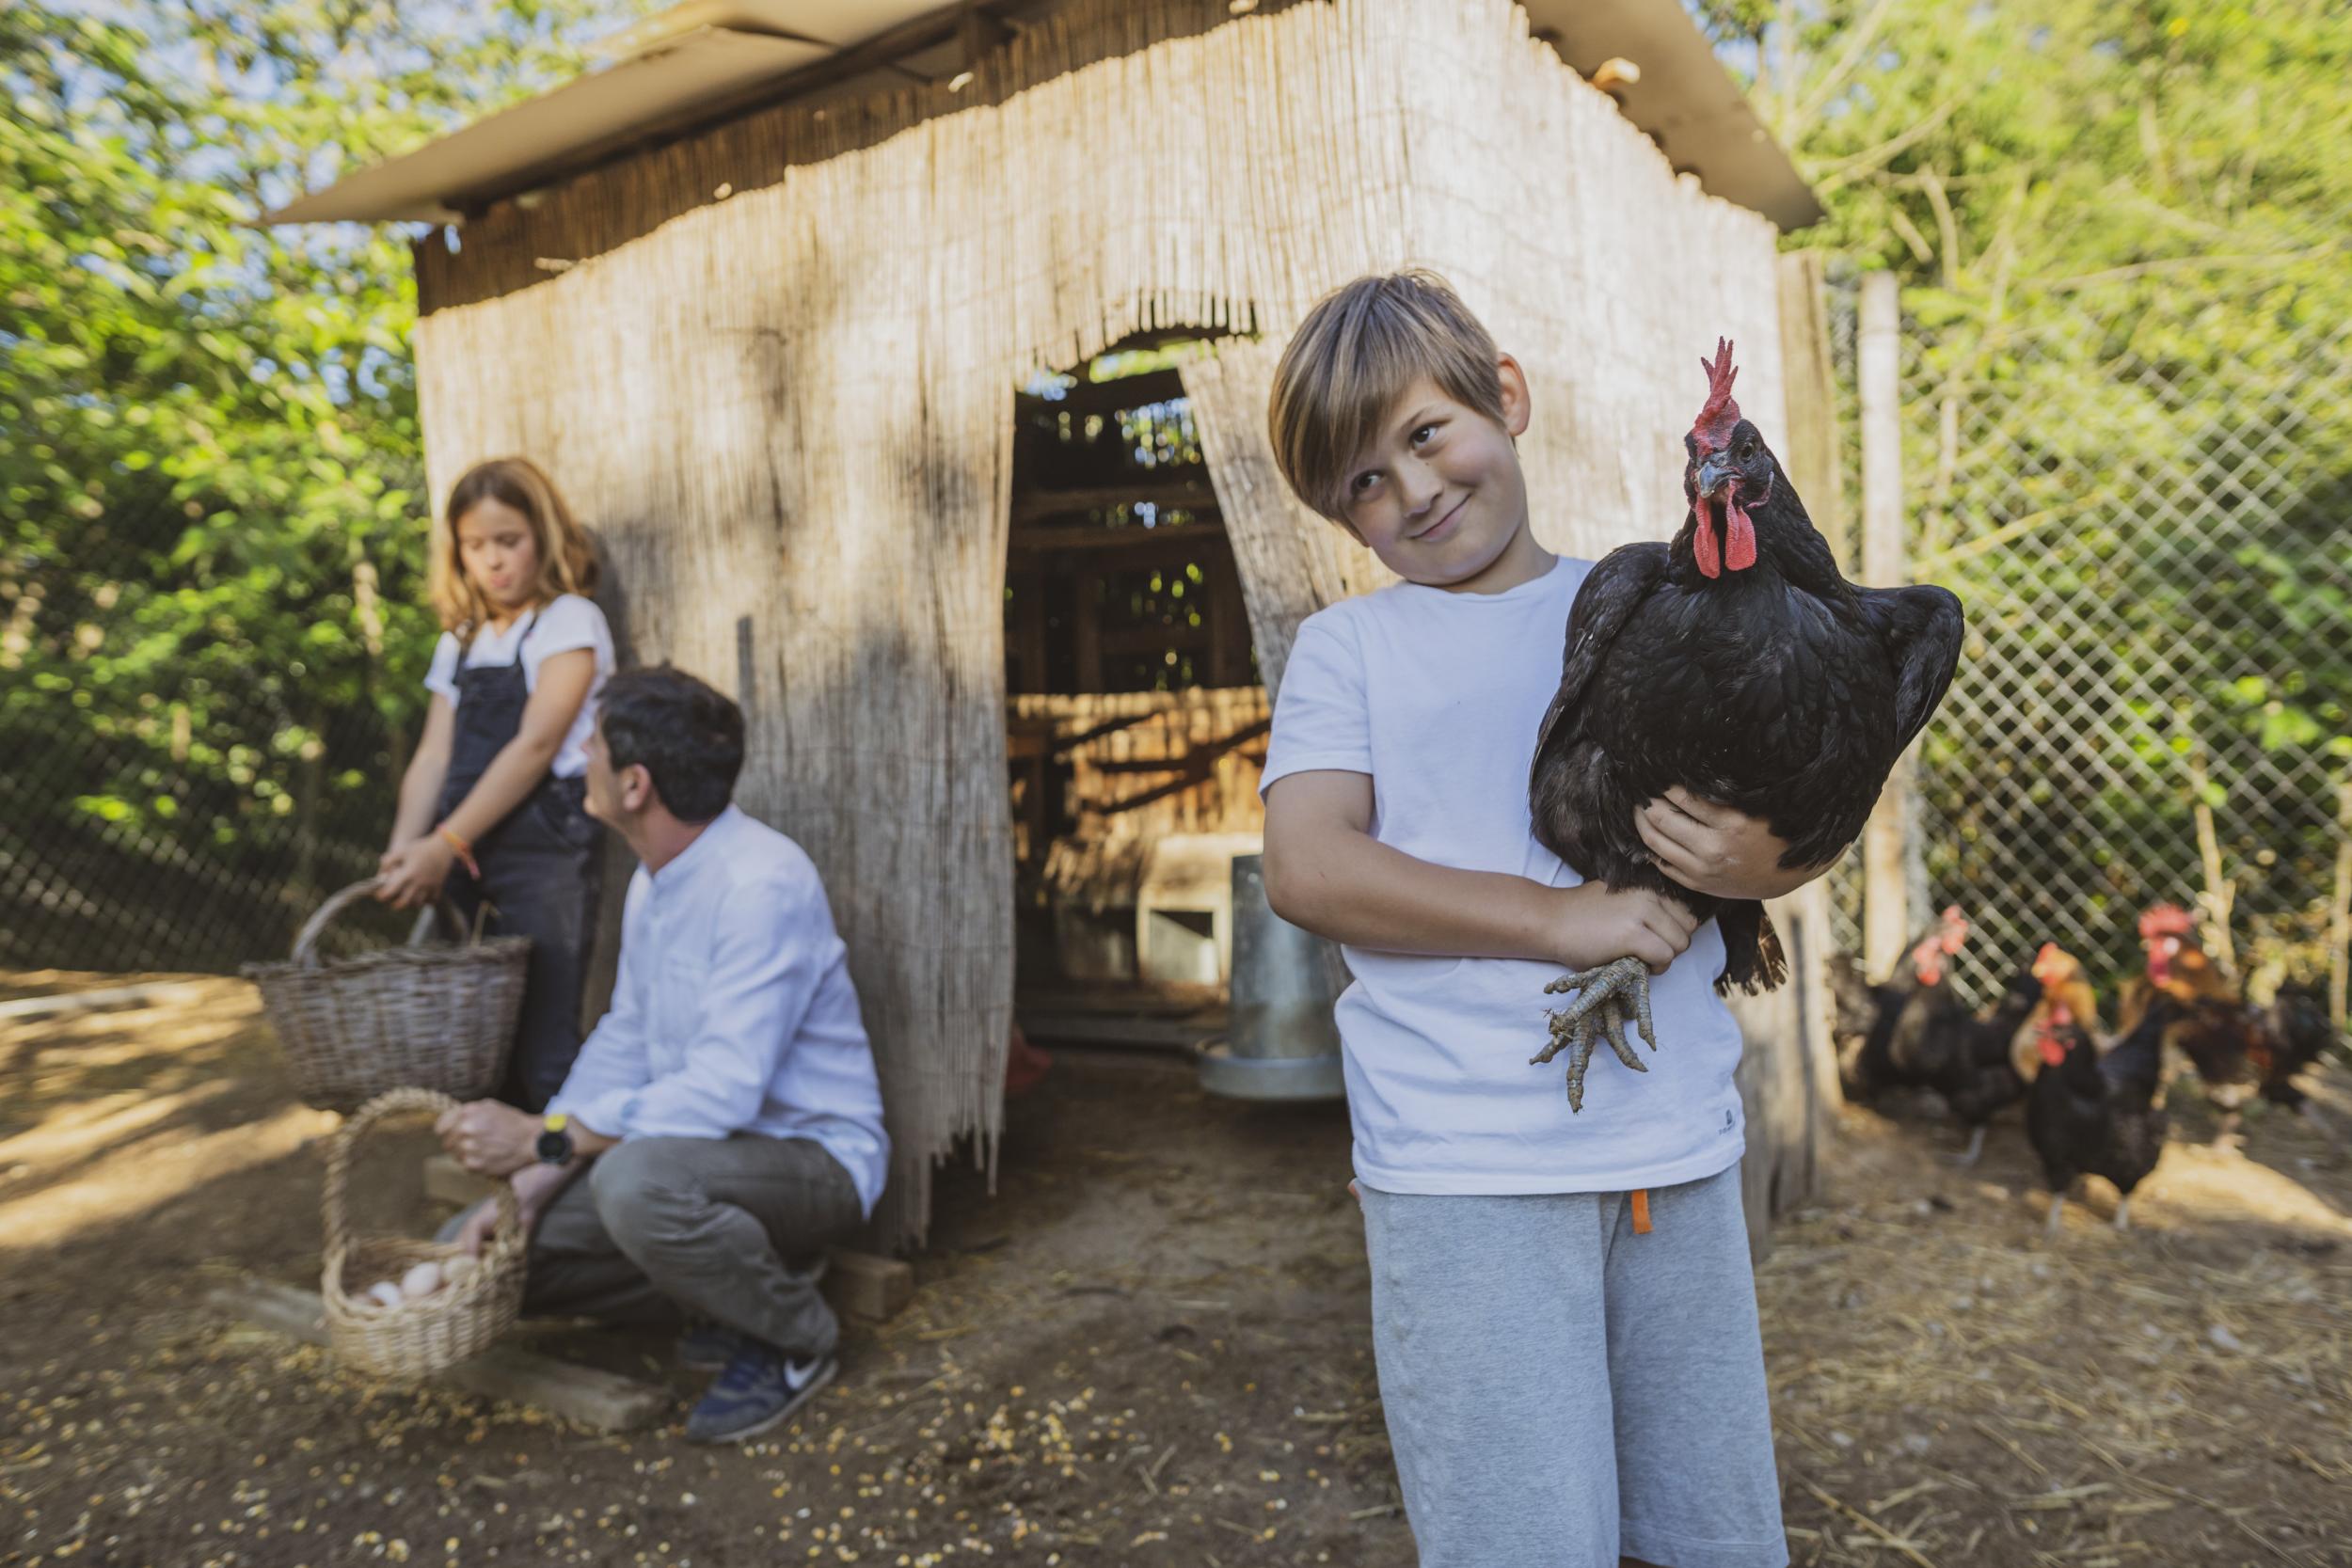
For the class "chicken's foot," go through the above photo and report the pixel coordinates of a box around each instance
[1533,956,1658,1114]
[1951,1126,1987,1167]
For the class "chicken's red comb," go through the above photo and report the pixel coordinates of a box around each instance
[2138,903,2196,939]
[1935,906,1971,953]
[1690,337,1741,451]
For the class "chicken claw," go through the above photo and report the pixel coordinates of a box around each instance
[1533,956,1659,1113]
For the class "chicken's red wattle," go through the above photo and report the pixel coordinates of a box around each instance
[1725,495,1757,571]
[1692,484,1756,578]
[1692,495,1720,578]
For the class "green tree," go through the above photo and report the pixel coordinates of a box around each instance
[1695,0,2352,990]
[1,0,644,967]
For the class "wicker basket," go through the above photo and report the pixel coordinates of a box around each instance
[245,877,531,1114]
[322,1088,529,1379]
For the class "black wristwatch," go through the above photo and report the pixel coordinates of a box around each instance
[535,1112,576,1166]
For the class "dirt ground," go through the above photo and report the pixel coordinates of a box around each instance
[4,973,2349,1568]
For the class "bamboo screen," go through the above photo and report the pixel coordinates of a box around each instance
[409,0,1786,1245]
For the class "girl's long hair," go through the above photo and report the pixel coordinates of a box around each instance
[428,457,600,638]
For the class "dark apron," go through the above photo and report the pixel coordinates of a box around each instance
[437,610,603,1112]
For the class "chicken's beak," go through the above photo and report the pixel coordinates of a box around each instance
[1695,451,1735,496]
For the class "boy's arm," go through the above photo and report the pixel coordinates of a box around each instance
[1263,770,1693,973]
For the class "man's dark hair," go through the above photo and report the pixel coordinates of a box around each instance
[598,665,744,824]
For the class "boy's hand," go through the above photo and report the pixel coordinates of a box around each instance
[1556,884,1699,975]
[1637,787,1824,902]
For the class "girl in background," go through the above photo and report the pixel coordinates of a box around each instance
[378,457,614,1111]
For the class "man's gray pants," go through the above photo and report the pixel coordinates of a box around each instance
[451,1135,863,1360]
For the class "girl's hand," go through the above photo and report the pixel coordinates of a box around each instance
[376,834,455,909]
[1554,883,1699,975]
[1637,787,1826,902]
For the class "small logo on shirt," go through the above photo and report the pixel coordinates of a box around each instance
[1724,1109,1736,1131]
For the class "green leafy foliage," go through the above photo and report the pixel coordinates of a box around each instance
[1,0,645,966]
[1691,0,2351,987]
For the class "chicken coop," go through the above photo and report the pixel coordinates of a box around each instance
[273,0,1838,1249]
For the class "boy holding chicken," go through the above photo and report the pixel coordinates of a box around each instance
[1260,271,1822,1567]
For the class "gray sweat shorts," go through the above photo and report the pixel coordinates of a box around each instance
[1360,1164,1787,1568]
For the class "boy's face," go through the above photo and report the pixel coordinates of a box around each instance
[1336,356,1534,589]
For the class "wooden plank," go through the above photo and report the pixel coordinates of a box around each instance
[1009,482,1219,526]
[421,1157,914,1323]
[824,1250,914,1323]
[1008,518,1225,554]
[1015,980,1224,1015]
[1016,1010,1224,1051]
[206,1277,671,1433]
[1098,625,1210,657]
[0,979,211,1022]
[1015,367,1188,420]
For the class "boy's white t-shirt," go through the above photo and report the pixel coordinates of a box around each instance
[422,594,615,779]
[1260,554,1747,1196]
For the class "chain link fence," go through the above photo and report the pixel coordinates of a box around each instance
[2,485,428,974]
[1827,261,2352,1006]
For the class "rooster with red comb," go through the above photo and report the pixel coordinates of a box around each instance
[1527,339,1966,1108]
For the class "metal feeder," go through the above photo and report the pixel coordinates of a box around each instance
[1197,853,1346,1101]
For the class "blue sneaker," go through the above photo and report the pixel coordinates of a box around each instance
[675,1321,739,1371]
[684,1341,835,1445]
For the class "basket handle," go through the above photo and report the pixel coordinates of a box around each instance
[404,899,491,950]
[293,879,390,965]
[323,1087,522,1266]
[294,878,476,965]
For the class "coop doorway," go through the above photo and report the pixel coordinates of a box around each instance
[1002,340,1270,1038]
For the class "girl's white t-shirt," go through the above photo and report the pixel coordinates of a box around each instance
[423,594,615,779]
[1259,554,1748,1196]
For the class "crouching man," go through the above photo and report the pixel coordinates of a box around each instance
[436,665,889,1444]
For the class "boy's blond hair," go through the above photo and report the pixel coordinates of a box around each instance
[1267,270,1508,523]
[429,455,600,638]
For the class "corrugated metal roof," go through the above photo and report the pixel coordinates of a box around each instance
[1525,0,1822,230]
[265,1,946,225]
[266,0,1819,230]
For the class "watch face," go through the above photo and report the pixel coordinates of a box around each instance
[535,1129,571,1164]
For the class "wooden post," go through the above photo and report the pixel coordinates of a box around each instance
[1716,260,1860,1257]
[2331,773,2351,1035]
[1775,252,1850,571]
[1857,272,1910,980]
[1770,251,1849,1117]
[1073,569,1103,693]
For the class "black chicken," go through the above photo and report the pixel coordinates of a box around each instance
[1527,340,1966,1109]
[1839,906,1971,1100]
[1914,965,2042,1167]
[2026,983,2169,1236]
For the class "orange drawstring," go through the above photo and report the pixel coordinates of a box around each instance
[1630,1189,1653,1235]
